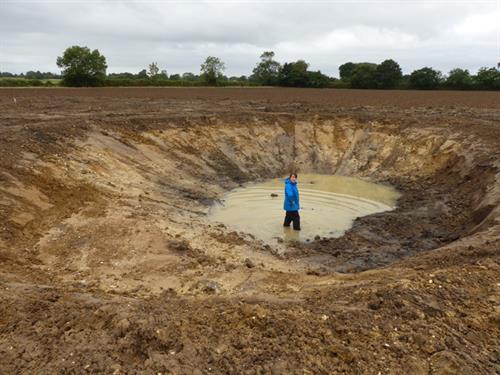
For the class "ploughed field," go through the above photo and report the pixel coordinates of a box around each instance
[0,88,499,374]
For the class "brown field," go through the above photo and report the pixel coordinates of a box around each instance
[0,88,499,374]
[3,86,500,108]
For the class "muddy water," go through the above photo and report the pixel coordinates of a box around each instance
[209,174,400,243]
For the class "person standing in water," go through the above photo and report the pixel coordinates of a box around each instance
[283,173,301,230]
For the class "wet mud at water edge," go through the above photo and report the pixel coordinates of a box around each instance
[0,88,499,374]
[209,174,400,243]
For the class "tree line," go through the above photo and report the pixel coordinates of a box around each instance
[0,71,60,79]
[1,45,499,90]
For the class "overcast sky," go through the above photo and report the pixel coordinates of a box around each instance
[1,0,499,77]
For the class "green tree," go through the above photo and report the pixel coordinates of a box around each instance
[200,56,225,85]
[148,62,159,78]
[137,69,148,78]
[399,74,411,89]
[252,51,281,85]
[56,45,107,86]
[445,68,472,90]
[157,69,168,79]
[474,67,500,90]
[350,63,377,89]
[26,70,44,79]
[339,62,356,81]
[279,60,309,87]
[182,72,198,81]
[307,71,331,88]
[108,72,135,79]
[409,67,442,89]
[375,59,402,89]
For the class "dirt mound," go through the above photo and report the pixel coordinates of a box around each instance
[0,88,499,374]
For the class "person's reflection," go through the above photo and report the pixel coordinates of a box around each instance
[283,225,300,242]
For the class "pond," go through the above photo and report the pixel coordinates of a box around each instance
[209,174,401,243]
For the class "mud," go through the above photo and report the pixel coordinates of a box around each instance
[0,88,499,374]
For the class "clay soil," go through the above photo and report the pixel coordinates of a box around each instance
[0,87,499,374]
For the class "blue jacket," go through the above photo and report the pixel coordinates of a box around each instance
[284,178,300,211]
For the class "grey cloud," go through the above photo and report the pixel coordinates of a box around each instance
[0,0,498,76]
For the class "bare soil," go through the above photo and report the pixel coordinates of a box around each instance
[0,88,499,374]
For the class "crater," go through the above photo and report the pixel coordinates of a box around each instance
[1,109,498,292]
[1,89,499,374]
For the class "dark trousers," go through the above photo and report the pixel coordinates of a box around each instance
[284,211,301,230]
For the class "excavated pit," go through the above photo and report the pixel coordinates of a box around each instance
[2,117,496,288]
[0,89,499,374]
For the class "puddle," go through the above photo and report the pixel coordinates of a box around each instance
[209,174,401,243]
